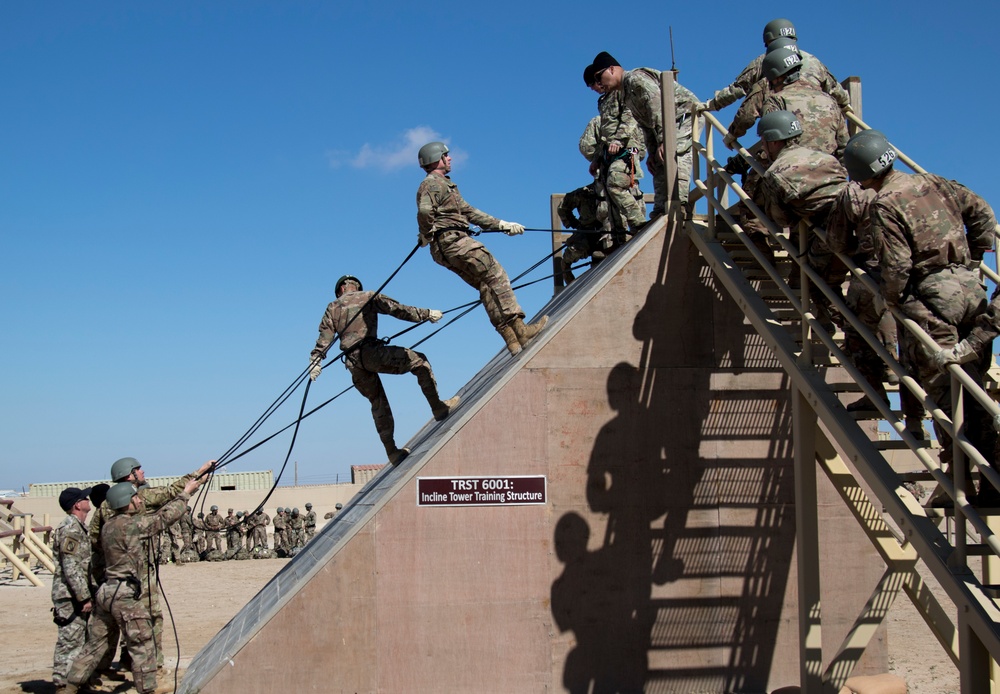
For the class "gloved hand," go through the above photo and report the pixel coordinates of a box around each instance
[308,357,323,382]
[428,309,443,323]
[499,220,525,236]
[696,100,714,113]
[933,339,978,373]
[872,292,887,317]
[723,132,739,150]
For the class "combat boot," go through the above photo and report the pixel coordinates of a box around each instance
[432,395,460,422]
[498,324,521,355]
[512,315,549,348]
[387,447,410,466]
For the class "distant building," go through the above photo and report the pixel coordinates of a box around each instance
[28,470,274,497]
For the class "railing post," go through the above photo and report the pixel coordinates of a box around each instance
[950,375,969,572]
[793,388,824,690]
[551,194,568,295]
[659,70,679,221]
[798,221,813,365]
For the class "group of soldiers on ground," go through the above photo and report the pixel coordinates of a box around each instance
[49,455,322,692]
[303,19,1000,502]
[157,502,317,564]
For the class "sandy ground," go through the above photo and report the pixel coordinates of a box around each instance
[0,557,959,693]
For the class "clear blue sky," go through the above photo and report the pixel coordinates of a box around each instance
[3,1,998,492]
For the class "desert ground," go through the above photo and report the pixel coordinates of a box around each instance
[0,554,962,694]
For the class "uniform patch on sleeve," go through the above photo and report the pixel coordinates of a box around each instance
[62,537,78,554]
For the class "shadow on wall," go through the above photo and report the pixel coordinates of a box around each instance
[552,227,796,692]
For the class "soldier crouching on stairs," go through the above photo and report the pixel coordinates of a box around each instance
[309,274,460,467]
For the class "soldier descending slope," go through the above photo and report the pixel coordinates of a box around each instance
[309,274,459,466]
[416,141,548,356]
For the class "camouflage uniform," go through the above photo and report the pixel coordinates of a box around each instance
[416,173,524,331]
[712,49,849,113]
[179,507,194,550]
[558,183,607,283]
[225,513,241,556]
[310,289,447,457]
[203,509,224,552]
[304,508,316,541]
[89,475,194,670]
[619,68,698,210]
[870,169,996,463]
[288,511,304,549]
[581,92,647,233]
[272,510,286,551]
[70,492,191,694]
[251,510,270,549]
[763,82,848,160]
[51,514,92,686]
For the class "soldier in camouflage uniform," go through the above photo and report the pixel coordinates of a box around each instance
[272,507,287,551]
[288,508,304,549]
[203,505,224,552]
[304,503,316,541]
[309,275,459,466]
[845,131,997,502]
[580,82,648,234]
[416,141,547,355]
[68,465,209,694]
[592,51,698,214]
[702,19,849,116]
[558,182,605,285]
[51,487,93,689]
[251,508,270,549]
[89,457,209,669]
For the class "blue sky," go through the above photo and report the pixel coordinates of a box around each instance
[3,1,998,492]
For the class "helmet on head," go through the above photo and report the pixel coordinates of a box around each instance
[335,275,362,295]
[757,110,803,142]
[305,503,312,509]
[197,512,204,518]
[210,505,218,512]
[418,141,450,168]
[335,503,343,510]
[843,130,896,182]
[292,507,300,515]
[762,47,802,81]
[277,507,284,513]
[106,482,136,511]
[766,36,799,54]
[763,18,796,45]
[110,457,142,483]
[228,508,234,513]
[237,511,244,518]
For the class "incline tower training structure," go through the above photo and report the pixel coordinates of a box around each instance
[182,73,1000,692]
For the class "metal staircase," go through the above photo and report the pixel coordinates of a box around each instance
[679,98,1000,693]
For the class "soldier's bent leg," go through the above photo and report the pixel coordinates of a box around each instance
[432,236,523,328]
[349,361,396,454]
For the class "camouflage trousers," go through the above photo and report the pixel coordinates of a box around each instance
[346,340,442,455]
[52,602,88,684]
[206,530,222,552]
[898,267,994,463]
[968,285,1000,354]
[252,525,268,549]
[430,232,523,328]
[648,146,692,213]
[598,159,646,232]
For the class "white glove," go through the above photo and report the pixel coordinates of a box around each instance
[308,357,323,382]
[933,339,978,373]
[723,132,739,151]
[499,220,525,236]
[428,309,443,323]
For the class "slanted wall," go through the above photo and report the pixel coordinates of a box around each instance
[184,219,886,693]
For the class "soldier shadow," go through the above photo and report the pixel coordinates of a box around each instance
[552,224,795,692]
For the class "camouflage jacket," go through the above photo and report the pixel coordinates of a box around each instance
[102,493,190,584]
[416,173,502,247]
[203,511,224,531]
[272,513,286,531]
[712,50,848,112]
[827,182,877,265]
[304,510,316,530]
[559,184,601,230]
[288,515,304,532]
[761,144,847,228]
[763,82,848,159]
[310,289,430,357]
[620,68,698,155]
[579,92,646,163]
[52,514,92,605]
[870,169,996,305]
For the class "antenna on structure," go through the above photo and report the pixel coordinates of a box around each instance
[670,26,677,73]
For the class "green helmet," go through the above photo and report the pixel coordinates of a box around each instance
[335,503,343,510]
[110,457,141,483]
[335,275,362,295]
[418,141,449,168]
[305,503,312,509]
[106,482,136,511]
[757,110,803,142]
[763,18,796,45]
[843,130,896,182]
[197,512,204,518]
[766,36,799,54]
[210,505,218,512]
[292,507,300,515]
[237,511,244,518]
[277,507,284,513]
[762,47,802,81]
